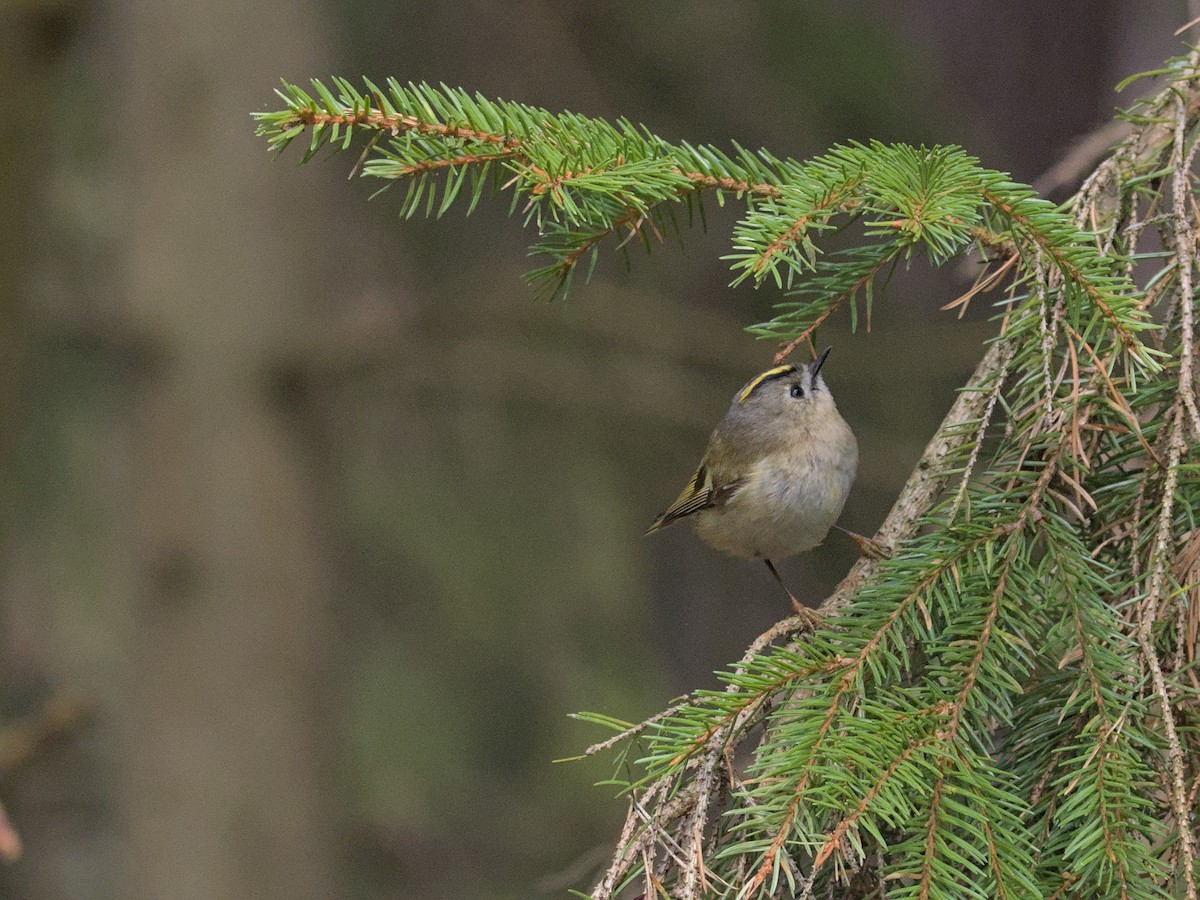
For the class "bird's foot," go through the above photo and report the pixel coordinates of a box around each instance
[789,595,825,631]
[836,526,891,560]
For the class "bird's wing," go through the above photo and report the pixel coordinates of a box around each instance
[646,463,745,534]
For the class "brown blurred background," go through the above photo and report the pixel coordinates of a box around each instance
[0,2,1188,898]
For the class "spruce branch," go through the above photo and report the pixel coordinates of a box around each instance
[569,52,1196,899]
[255,43,1200,900]
[257,81,1155,367]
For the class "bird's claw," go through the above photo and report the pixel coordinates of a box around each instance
[789,597,825,631]
[838,527,892,560]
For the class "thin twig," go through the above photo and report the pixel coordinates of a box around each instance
[1133,82,1200,898]
[579,702,688,758]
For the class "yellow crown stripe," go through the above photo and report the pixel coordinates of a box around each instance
[737,365,796,404]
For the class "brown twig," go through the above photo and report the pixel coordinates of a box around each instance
[578,702,688,759]
[293,107,524,148]
[1133,82,1200,898]
[751,178,865,277]
[292,107,787,200]
[810,736,940,870]
[387,149,521,178]
[982,188,1144,354]
[773,249,901,365]
[683,172,781,198]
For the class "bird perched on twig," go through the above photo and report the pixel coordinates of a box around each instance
[646,348,861,625]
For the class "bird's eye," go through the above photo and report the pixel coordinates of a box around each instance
[790,384,804,398]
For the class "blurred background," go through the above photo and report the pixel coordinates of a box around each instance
[0,2,1189,898]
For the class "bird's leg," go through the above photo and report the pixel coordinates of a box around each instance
[833,525,891,560]
[763,559,823,629]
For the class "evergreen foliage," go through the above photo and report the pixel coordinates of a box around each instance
[256,51,1200,899]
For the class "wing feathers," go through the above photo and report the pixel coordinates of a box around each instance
[646,464,745,534]
[646,465,709,533]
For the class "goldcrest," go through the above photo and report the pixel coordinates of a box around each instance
[647,348,857,620]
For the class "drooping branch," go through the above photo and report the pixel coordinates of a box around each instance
[284,106,784,198]
[260,82,1156,348]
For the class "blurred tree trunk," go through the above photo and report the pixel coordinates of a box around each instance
[1,3,340,898]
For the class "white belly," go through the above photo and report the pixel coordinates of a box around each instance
[693,451,855,560]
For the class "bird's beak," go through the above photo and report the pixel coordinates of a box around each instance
[809,346,833,379]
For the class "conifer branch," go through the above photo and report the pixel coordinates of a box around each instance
[915,778,944,900]
[749,177,866,277]
[258,81,1155,354]
[771,246,902,364]
[292,105,522,147]
[982,187,1143,354]
[283,102,783,197]
[255,45,1200,899]
[585,52,1196,896]
[389,149,522,177]
[811,736,940,870]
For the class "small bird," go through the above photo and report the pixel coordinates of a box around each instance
[646,348,858,624]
